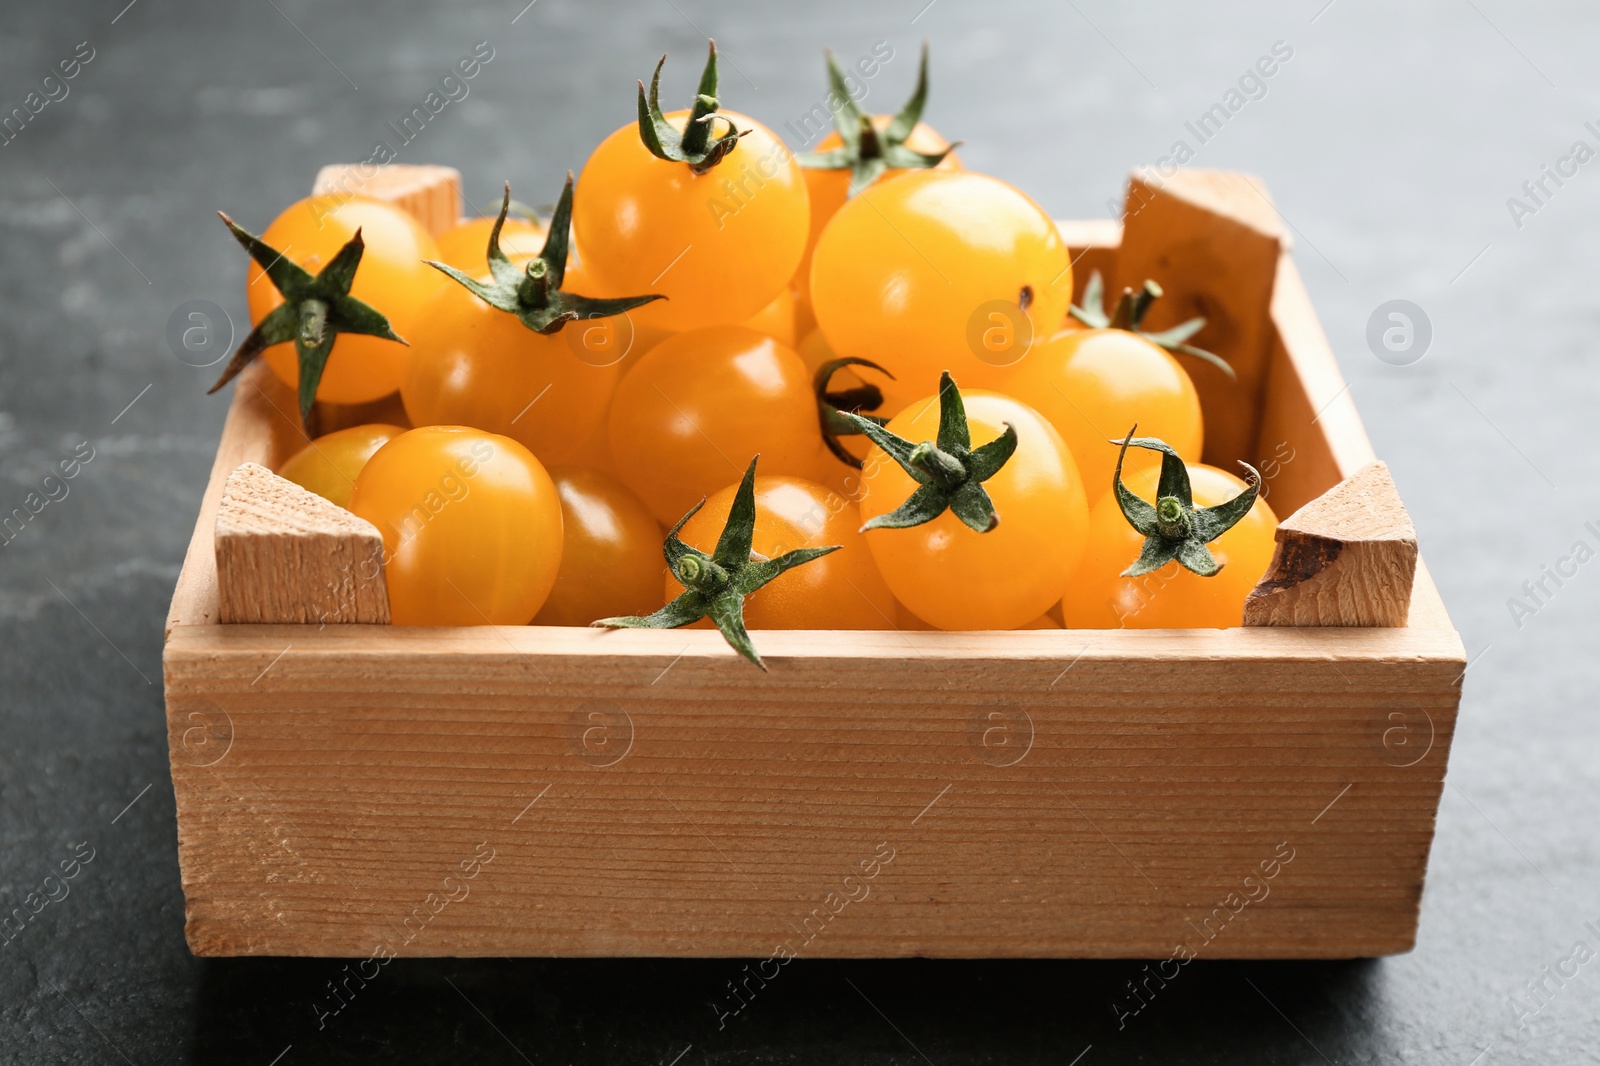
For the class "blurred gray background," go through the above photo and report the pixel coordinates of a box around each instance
[2,1,1597,1063]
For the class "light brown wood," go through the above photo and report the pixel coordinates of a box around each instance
[1055,217,1122,309]
[311,163,462,236]
[215,462,390,625]
[162,173,1465,959]
[1116,168,1286,471]
[1244,462,1417,628]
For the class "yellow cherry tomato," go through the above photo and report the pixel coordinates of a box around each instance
[669,475,897,630]
[1062,464,1278,630]
[574,110,808,333]
[276,423,405,508]
[432,215,545,271]
[744,285,797,347]
[1000,328,1203,503]
[401,262,623,469]
[247,195,441,405]
[347,426,562,626]
[858,390,1088,630]
[810,169,1071,413]
[607,325,825,524]
[533,468,664,626]
[796,118,960,301]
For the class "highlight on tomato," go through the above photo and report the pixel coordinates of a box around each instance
[794,42,961,301]
[594,455,842,668]
[433,211,545,271]
[1002,273,1219,501]
[573,40,809,333]
[346,426,564,626]
[841,372,1089,631]
[809,169,1072,413]
[606,324,827,524]
[533,468,664,626]
[402,176,662,469]
[669,474,897,630]
[277,423,405,508]
[1062,430,1277,630]
[213,196,440,425]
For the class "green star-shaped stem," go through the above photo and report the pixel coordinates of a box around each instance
[814,356,894,468]
[838,371,1016,534]
[1111,426,1261,577]
[796,42,958,196]
[207,212,407,434]
[1069,270,1236,380]
[425,176,663,335]
[593,456,840,670]
[636,40,746,174]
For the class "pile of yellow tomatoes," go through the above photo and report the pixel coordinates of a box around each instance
[220,41,1279,663]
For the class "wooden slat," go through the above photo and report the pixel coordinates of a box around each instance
[311,163,462,236]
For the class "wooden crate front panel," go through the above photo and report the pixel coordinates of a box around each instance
[165,624,1461,958]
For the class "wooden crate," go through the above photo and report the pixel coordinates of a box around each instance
[162,166,1463,959]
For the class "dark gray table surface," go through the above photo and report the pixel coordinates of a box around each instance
[3,1,1597,1062]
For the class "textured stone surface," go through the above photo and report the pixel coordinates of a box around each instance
[2,1,1596,1062]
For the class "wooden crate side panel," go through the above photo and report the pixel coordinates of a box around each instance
[165,625,1461,958]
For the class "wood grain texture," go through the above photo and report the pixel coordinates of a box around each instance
[1245,462,1417,628]
[311,163,462,236]
[164,183,1465,959]
[164,616,1461,958]
[1117,168,1286,471]
[215,462,390,625]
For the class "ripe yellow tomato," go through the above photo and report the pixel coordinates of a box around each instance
[607,325,825,524]
[1000,328,1203,503]
[533,468,664,626]
[810,170,1072,413]
[670,475,897,630]
[432,215,545,271]
[574,110,808,333]
[248,195,441,405]
[858,390,1088,630]
[1062,464,1278,629]
[401,262,623,470]
[744,285,797,347]
[347,426,563,626]
[276,423,405,508]
[797,118,960,301]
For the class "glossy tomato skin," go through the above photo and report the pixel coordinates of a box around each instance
[744,285,797,347]
[670,475,897,630]
[796,119,960,301]
[607,325,825,524]
[574,110,808,333]
[347,426,562,626]
[533,468,664,626]
[277,423,405,508]
[432,215,545,272]
[1001,328,1203,503]
[858,390,1089,631]
[810,170,1071,413]
[1061,464,1278,630]
[401,262,623,470]
[248,196,442,405]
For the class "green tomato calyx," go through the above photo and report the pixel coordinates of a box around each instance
[1069,270,1235,380]
[637,40,747,174]
[839,371,1017,535]
[424,177,662,335]
[593,455,841,670]
[207,212,407,435]
[1111,426,1261,578]
[814,356,895,469]
[797,42,959,197]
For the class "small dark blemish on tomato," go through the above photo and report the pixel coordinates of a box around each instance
[1018,284,1034,311]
